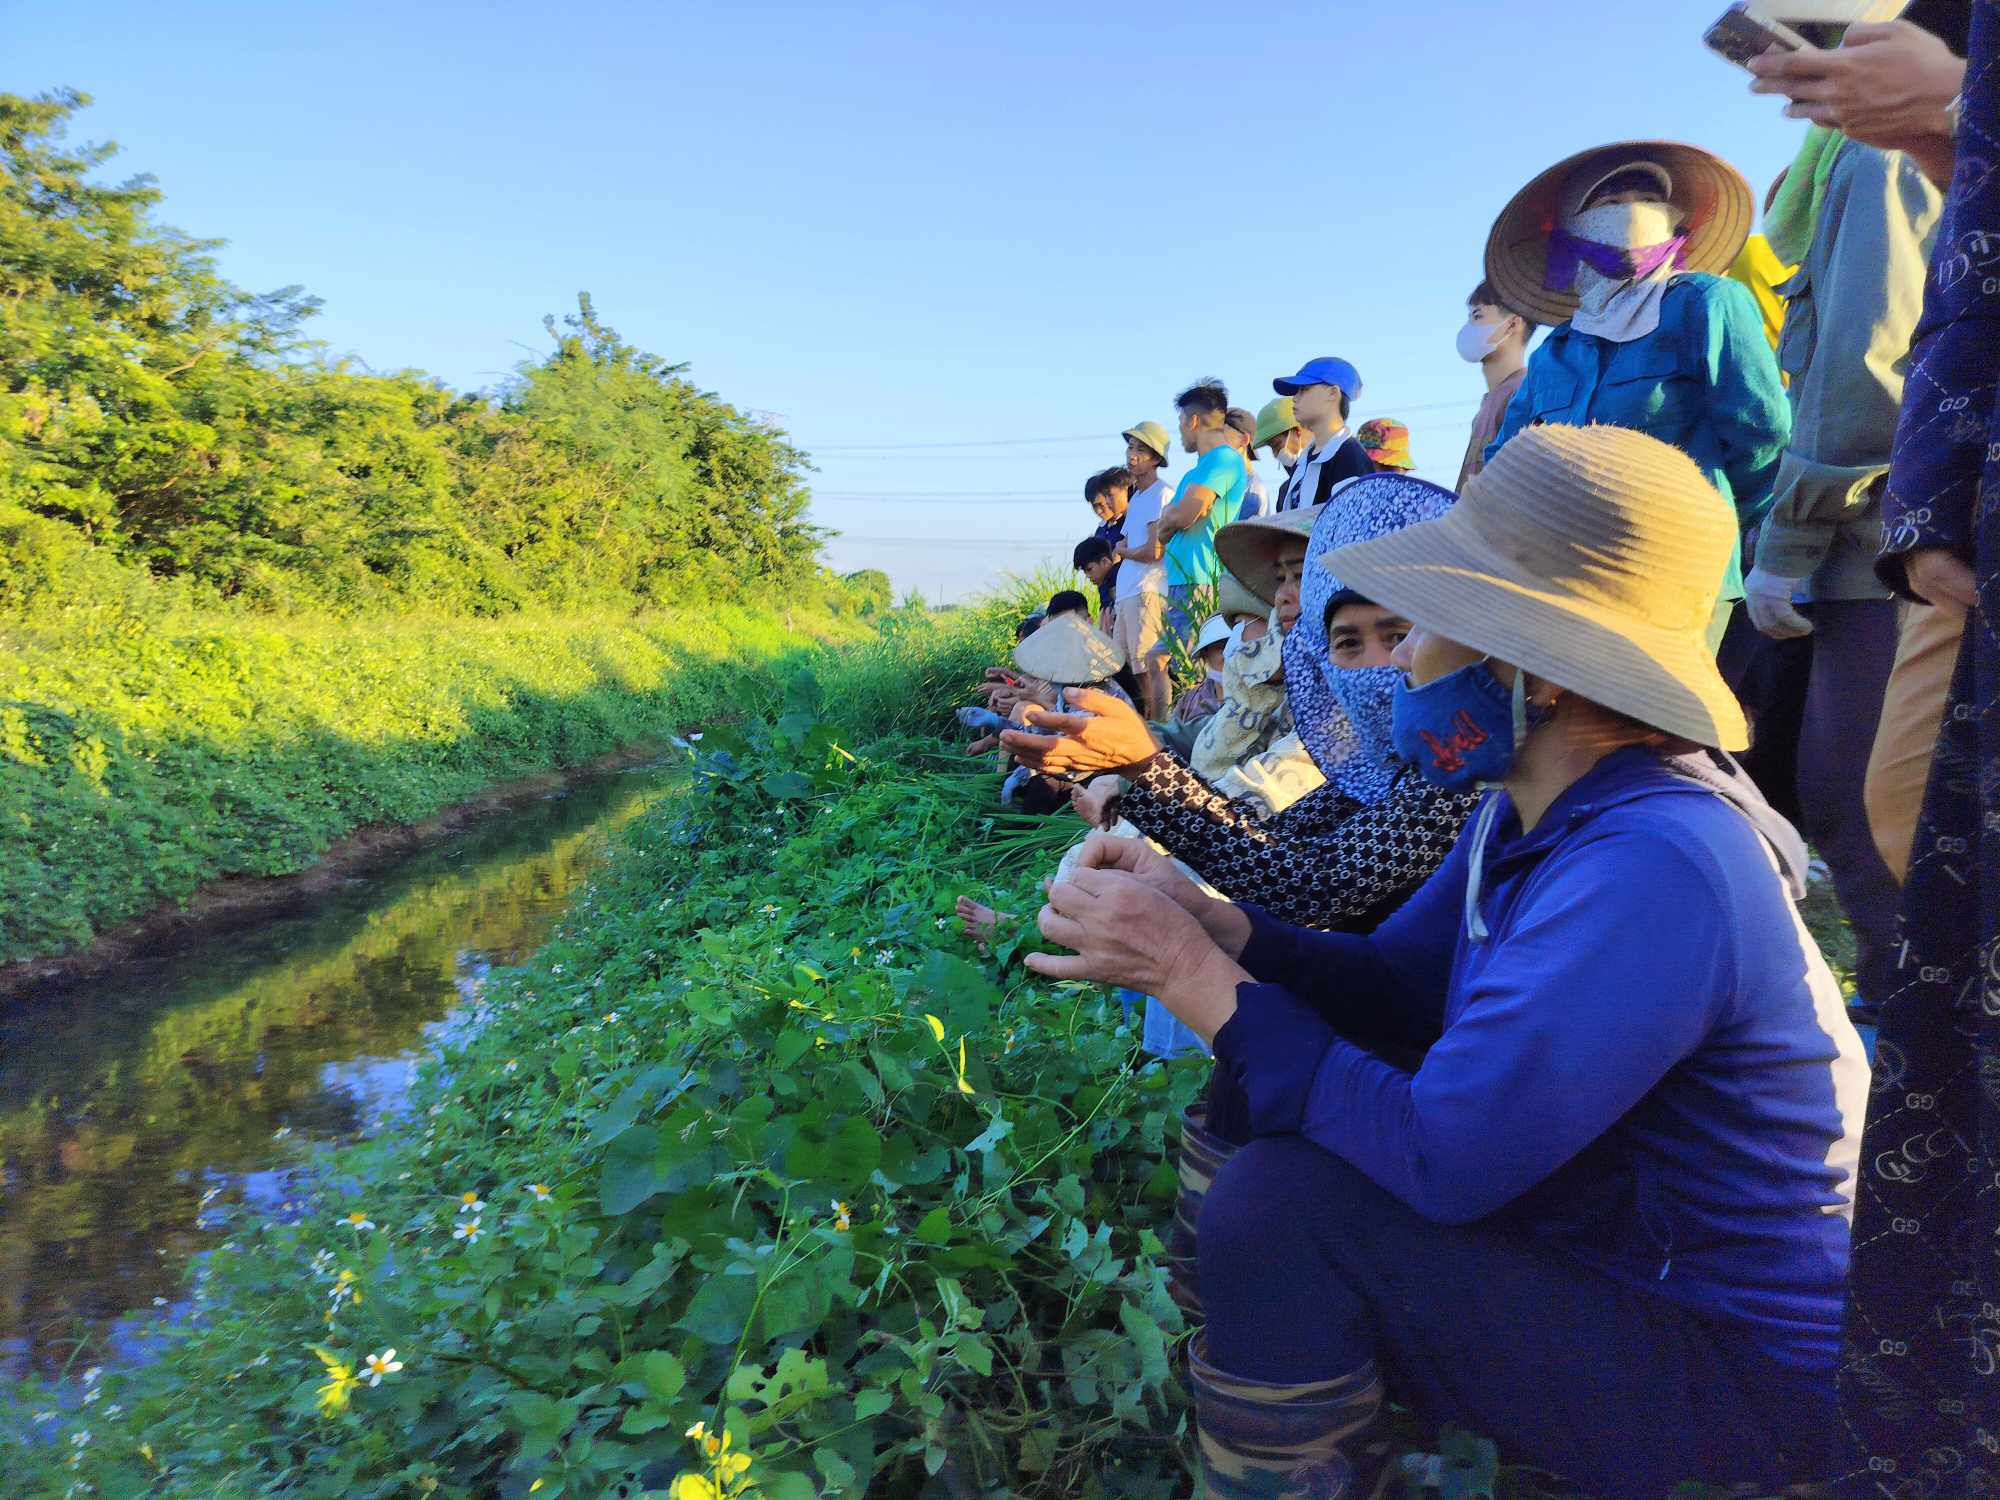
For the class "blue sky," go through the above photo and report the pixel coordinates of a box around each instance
[17,1,1805,602]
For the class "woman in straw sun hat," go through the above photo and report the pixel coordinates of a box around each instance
[1006,483,1480,933]
[1483,140,1792,647]
[1024,424,1867,1498]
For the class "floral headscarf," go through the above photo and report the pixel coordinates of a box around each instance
[1282,473,1458,803]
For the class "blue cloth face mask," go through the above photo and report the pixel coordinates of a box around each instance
[1389,658,1531,791]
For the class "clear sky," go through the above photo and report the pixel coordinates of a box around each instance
[15,1,1805,603]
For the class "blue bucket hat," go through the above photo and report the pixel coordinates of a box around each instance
[1272,356,1364,400]
[1282,473,1457,803]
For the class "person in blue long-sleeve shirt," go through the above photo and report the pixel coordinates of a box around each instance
[1481,143,1792,641]
[1020,425,1866,1500]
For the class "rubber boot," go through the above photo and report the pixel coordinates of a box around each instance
[1188,1336,1392,1500]
[1168,1105,1237,1319]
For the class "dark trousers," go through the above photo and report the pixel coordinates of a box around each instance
[1795,599,1902,1003]
[1196,1136,1845,1499]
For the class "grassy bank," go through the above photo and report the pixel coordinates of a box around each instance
[0,602,886,967]
[1,597,1223,1497]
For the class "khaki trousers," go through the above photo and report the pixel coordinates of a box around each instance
[1864,600,1967,884]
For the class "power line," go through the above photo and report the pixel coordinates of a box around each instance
[799,397,1483,454]
[807,432,1107,453]
[821,535,1074,548]
[808,494,1080,506]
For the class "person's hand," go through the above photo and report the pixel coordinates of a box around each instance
[1069,775,1122,828]
[1068,832,1250,950]
[1025,867,1248,1040]
[1743,564,1814,638]
[1000,688,1161,777]
[965,734,999,756]
[1906,545,1978,613]
[1748,23,1964,149]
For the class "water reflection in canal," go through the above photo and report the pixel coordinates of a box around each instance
[0,761,676,1377]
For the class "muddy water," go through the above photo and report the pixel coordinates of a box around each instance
[0,761,677,1378]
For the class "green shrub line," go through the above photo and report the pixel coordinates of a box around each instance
[0,602,885,967]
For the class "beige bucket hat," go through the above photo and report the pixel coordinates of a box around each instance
[1484,140,1754,328]
[1325,423,1747,750]
[1213,503,1325,604]
[1012,609,1126,687]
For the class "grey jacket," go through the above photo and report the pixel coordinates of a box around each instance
[1758,142,1944,601]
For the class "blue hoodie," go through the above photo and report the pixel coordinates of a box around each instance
[1211,747,1868,1367]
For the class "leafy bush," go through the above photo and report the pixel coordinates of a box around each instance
[0,90,822,621]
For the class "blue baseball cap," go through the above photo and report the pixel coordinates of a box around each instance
[1273,356,1363,400]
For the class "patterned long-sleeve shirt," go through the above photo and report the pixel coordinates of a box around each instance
[1118,750,1480,930]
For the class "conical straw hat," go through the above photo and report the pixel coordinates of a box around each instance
[1484,140,1754,328]
[1325,423,1747,750]
[1213,503,1325,604]
[1216,569,1267,622]
[1012,609,1126,686]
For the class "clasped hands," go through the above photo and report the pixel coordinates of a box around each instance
[1024,832,1251,1045]
[999,687,1161,779]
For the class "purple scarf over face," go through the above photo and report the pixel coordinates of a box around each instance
[1543,230,1688,291]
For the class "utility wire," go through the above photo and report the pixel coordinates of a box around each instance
[821,535,1074,548]
[800,397,1482,453]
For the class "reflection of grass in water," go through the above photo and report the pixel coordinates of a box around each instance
[0,768,671,1365]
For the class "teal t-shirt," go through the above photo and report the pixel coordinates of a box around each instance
[1164,444,1247,588]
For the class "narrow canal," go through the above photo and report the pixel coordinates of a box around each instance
[0,759,679,1379]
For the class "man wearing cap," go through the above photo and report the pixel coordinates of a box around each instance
[1482,142,1792,644]
[1026,424,1863,1497]
[1271,357,1372,511]
[1254,396,1309,480]
[1222,408,1268,520]
[1111,420,1175,719]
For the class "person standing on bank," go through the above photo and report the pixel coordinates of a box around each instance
[1111,422,1176,720]
[1254,395,1310,482]
[1739,120,1945,1021]
[1271,357,1371,511]
[1223,407,1268,519]
[1484,141,1792,646]
[1152,381,1249,649]
[1454,281,1535,492]
[1749,5,2000,1492]
[1025,424,1865,1499]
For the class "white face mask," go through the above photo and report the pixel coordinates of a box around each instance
[1456,319,1503,364]
[1565,200,1676,252]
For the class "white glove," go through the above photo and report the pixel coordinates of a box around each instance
[1743,565,1813,639]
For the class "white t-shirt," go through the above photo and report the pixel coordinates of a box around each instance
[1116,478,1172,600]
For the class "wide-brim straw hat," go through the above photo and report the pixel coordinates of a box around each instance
[1012,609,1126,687]
[1213,503,1325,604]
[1325,423,1747,750]
[1484,140,1754,328]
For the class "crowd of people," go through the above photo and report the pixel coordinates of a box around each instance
[946,7,1997,1496]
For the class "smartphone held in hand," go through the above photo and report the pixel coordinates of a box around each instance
[1706,4,1807,67]
[1705,0,1909,68]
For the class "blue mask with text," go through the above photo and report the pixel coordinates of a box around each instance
[1389,659,1527,791]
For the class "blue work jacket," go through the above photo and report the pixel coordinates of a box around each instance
[1485,274,1792,599]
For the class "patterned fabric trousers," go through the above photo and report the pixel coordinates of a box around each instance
[1835,4,2000,1486]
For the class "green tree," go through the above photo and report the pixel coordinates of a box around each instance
[0,92,825,618]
